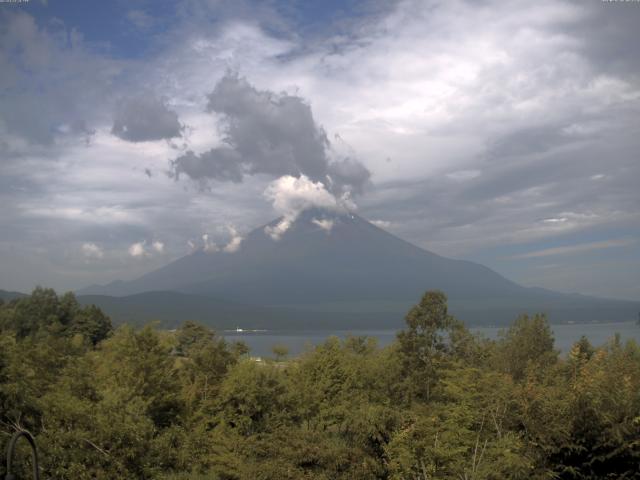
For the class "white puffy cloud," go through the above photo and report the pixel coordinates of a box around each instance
[264,216,293,241]
[128,239,166,257]
[128,242,146,257]
[263,174,344,240]
[202,233,219,253]
[81,242,104,259]
[312,218,334,232]
[370,219,392,229]
[265,175,339,216]
[128,241,147,257]
[222,226,243,253]
[199,226,244,253]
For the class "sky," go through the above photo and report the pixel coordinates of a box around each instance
[0,0,639,300]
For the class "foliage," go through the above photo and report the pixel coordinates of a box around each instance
[1,288,640,479]
[0,287,112,345]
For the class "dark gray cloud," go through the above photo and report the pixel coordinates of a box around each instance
[170,73,370,194]
[327,157,371,195]
[568,2,640,77]
[170,148,243,183]
[485,124,581,160]
[112,95,183,142]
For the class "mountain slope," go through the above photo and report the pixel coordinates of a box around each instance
[78,209,640,326]
[76,291,408,330]
[0,289,28,302]
[76,291,289,329]
[80,209,523,301]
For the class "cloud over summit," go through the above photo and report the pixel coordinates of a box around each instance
[263,174,348,240]
[170,74,371,195]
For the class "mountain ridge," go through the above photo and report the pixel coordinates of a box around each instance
[75,209,639,327]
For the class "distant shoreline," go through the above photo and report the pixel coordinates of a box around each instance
[220,320,638,334]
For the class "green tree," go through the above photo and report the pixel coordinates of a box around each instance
[271,344,289,362]
[547,339,640,478]
[178,326,240,416]
[0,288,112,344]
[94,325,182,428]
[70,304,112,345]
[494,314,557,381]
[396,290,457,402]
[176,321,215,355]
[217,360,293,436]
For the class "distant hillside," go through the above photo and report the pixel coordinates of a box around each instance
[77,291,403,330]
[0,289,27,302]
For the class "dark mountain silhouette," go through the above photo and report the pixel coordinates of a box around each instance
[77,209,640,328]
[0,289,28,302]
[76,291,293,329]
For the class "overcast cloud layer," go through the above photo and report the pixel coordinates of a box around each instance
[0,0,638,299]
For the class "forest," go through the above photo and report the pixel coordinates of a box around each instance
[1,287,639,479]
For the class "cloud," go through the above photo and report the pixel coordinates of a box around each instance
[23,205,139,225]
[265,174,340,216]
[128,241,147,257]
[264,217,293,241]
[222,226,243,253]
[127,239,166,257]
[485,125,579,160]
[511,238,636,259]
[126,9,155,30]
[112,95,183,142]
[1,3,640,300]
[170,73,370,194]
[370,219,391,229]
[169,149,243,183]
[263,174,345,240]
[567,2,640,77]
[0,10,118,147]
[199,225,244,253]
[312,217,334,232]
[326,157,371,195]
[202,233,219,253]
[81,242,104,259]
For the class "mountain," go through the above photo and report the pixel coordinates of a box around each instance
[0,289,28,302]
[76,291,407,330]
[78,209,640,328]
[76,291,287,329]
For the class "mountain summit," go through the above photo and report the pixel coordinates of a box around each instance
[78,210,639,327]
[79,208,522,302]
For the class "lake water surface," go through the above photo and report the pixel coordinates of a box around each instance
[222,322,640,358]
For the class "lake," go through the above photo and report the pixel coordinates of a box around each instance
[221,322,640,358]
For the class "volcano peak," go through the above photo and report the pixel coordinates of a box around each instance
[77,213,640,327]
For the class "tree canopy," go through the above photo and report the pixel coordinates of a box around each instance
[1,287,639,479]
